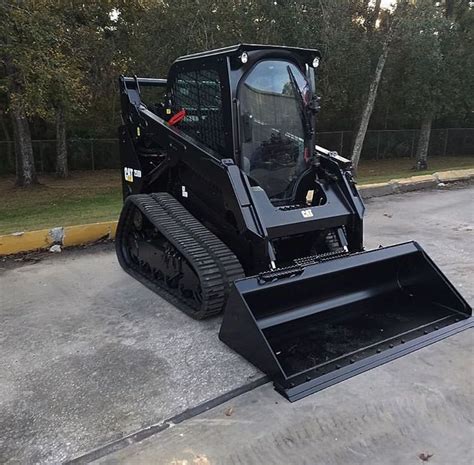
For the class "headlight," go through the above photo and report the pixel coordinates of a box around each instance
[241,52,249,64]
[312,57,320,68]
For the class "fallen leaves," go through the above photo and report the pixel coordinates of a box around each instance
[224,407,234,417]
[193,455,210,465]
[170,454,210,465]
[418,452,434,462]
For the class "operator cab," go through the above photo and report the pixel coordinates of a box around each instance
[166,44,321,207]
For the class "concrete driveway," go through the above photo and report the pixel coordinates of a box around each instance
[96,330,473,465]
[0,185,473,464]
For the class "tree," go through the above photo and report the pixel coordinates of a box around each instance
[30,2,114,178]
[382,1,453,169]
[296,0,373,131]
[351,29,392,171]
[0,4,39,186]
[10,94,37,186]
[349,0,395,171]
[411,2,446,170]
[0,106,14,169]
[0,1,117,182]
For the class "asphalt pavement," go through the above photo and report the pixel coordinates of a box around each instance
[0,185,473,464]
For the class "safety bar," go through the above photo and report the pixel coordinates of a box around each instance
[123,76,167,87]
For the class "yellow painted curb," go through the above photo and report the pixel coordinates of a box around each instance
[0,221,118,256]
[63,222,117,247]
[393,174,435,185]
[433,168,474,183]
[359,181,394,189]
[0,228,53,255]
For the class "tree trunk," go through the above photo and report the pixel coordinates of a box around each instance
[351,37,390,172]
[415,112,433,171]
[55,105,68,178]
[365,0,382,35]
[445,0,454,18]
[0,110,14,171]
[10,106,37,187]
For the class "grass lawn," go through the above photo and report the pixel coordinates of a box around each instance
[0,156,473,235]
[0,170,123,235]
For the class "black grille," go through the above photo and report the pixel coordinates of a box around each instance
[171,69,225,154]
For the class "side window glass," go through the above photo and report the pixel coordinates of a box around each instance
[171,69,225,156]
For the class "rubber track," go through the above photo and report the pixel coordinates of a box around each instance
[116,193,244,319]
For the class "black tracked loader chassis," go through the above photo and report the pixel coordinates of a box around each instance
[117,44,472,401]
[115,193,244,319]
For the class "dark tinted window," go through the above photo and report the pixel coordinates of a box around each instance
[239,60,309,201]
[171,69,225,155]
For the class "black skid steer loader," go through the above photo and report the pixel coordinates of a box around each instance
[116,44,472,401]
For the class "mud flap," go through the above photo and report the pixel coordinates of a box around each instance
[219,242,472,401]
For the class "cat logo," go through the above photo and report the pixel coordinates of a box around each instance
[301,209,313,218]
[124,167,142,182]
[124,167,133,182]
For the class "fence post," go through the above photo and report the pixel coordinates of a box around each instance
[7,141,14,171]
[90,139,95,171]
[376,131,381,160]
[410,130,416,158]
[462,130,467,156]
[39,141,44,172]
[443,129,449,157]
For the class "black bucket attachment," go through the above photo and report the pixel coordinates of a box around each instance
[219,242,472,401]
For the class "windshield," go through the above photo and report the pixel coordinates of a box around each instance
[239,60,310,202]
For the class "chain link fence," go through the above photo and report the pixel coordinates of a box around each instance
[317,128,474,161]
[0,138,120,174]
[0,129,473,174]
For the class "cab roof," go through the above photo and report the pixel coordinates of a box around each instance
[175,43,321,63]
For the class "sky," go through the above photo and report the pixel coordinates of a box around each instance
[380,0,396,10]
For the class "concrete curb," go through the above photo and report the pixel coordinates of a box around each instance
[0,221,117,256]
[0,168,472,256]
[358,168,474,199]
